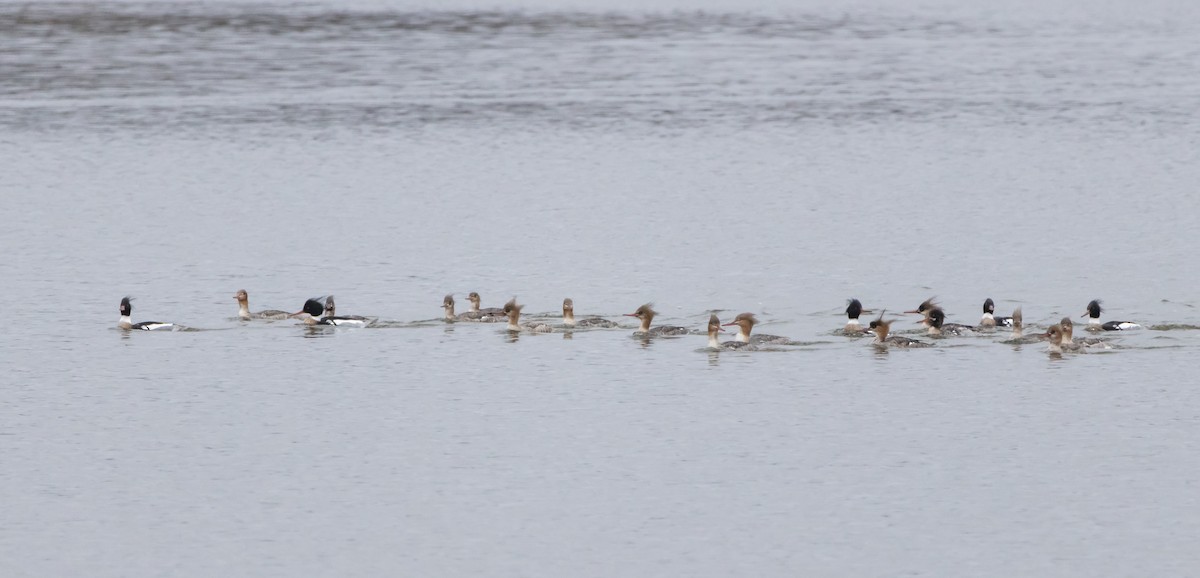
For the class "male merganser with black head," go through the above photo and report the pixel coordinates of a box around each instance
[722,312,795,345]
[624,303,689,336]
[922,307,975,336]
[322,296,370,326]
[1060,317,1111,349]
[466,292,507,323]
[867,311,930,348]
[844,298,868,334]
[562,298,618,328]
[1082,299,1140,331]
[234,289,290,320]
[979,298,1013,328]
[504,298,552,333]
[707,314,755,350]
[289,297,365,327]
[904,297,939,315]
[118,297,174,331]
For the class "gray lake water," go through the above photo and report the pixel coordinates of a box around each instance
[4,1,1200,576]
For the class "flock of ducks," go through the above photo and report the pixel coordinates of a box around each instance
[119,292,1144,355]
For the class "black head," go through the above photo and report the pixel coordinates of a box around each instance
[302,297,325,318]
[917,297,937,313]
[120,296,132,316]
[928,307,946,328]
[983,298,995,314]
[1085,299,1102,318]
[846,298,862,319]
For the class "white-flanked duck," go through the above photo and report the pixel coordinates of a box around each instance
[562,298,618,328]
[504,298,552,333]
[624,303,689,336]
[979,298,1013,328]
[118,297,174,331]
[234,289,290,320]
[844,298,869,335]
[868,311,931,348]
[1082,299,1140,331]
[921,307,975,336]
[322,296,371,327]
[290,297,366,327]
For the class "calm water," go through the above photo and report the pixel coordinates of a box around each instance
[4,1,1200,576]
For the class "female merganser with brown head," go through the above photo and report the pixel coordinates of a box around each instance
[707,314,755,350]
[442,294,457,321]
[562,298,618,328]
[118,297,174,331]
[1002,308,1047,344]
[904,297,939,316]
[323,296,370,326]
[234,289,290,320]
[624,303,689,336]
[1060,317,1111,349]
[844,298,868,334]
[1045,325,1067,354]
[722,312,794,345]
[979,298,1013,328]
[1082,299,1140,331]
[922,307,975,336]
[504,298,552,333]
[867,311,931,348]
[466,292,507,322]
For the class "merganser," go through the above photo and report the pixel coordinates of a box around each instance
[1045,325,1068,354]
[289,297,365,327]
[504,298,552,333]
[1060,317,1111,349]
[867,312,931,348]
[844,298,868,334]
[562,298,618,328]
[707,314,754,350]
[322,296,370,326]
[979,298,1013,328]
[1082,299,1140,331]
[624,303,689,336]
[904,297,939,315]
[118,297,174,331]
[234,289,290,320]
[722,312,795,345]
[922,307,975,336]
[1002,307,1044,344]
[466,292,506,322]
[442,294,457,321]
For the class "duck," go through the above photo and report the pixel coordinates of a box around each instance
[844,298,868,335]
[1081,299,1140,331]
[979,298,1013,328]
[234,289,290,320]
[904,297,939,316]
[624,303,690,336]
[562,298,618,328]
[1059,316,1111,349]
[868,312,931,348]
[722,312,796,345]
[921,307,975,336]
[504,298,553,333]
[289,297,366,327]
[1002,307,1047,344]
[322,296,371,327]
[465,292,507,323]
[442,294,480,322]
[118,296,174,331]
[707,314,755,350]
